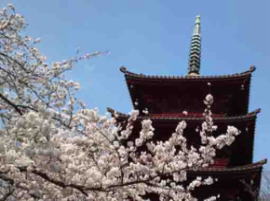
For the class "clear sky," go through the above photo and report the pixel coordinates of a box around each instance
[1,0,269,169]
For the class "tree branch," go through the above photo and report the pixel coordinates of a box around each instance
[0,93,23,115]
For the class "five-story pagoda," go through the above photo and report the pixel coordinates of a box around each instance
[108,16,266,201]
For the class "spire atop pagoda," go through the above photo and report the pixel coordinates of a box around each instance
[188,15,201,76]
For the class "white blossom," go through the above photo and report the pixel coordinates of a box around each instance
[0,5,240,201]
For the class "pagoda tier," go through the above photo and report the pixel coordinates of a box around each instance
[108,108,260,167]
[145,160,266,201]
[188,159,266,201]
[120,66,255,116]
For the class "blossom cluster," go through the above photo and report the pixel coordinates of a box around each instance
[0,5,240,201]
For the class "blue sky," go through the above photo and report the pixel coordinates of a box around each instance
[1,0,269,169]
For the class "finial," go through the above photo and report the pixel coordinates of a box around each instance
[188,15,201,76]
[193,15,201,36]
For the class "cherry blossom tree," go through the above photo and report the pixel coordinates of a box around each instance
[0,4,240,201]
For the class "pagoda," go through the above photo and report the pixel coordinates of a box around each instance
[108,16,266,201]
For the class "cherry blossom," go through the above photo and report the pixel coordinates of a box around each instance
[0,5,240,201]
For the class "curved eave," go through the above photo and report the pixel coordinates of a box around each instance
[188,159,267,175]
[107,107,260,122]
[120,66,256,82]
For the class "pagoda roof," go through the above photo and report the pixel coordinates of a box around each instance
[188,159,267,175]
[107,108,260,122]
[120,66,256,82]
